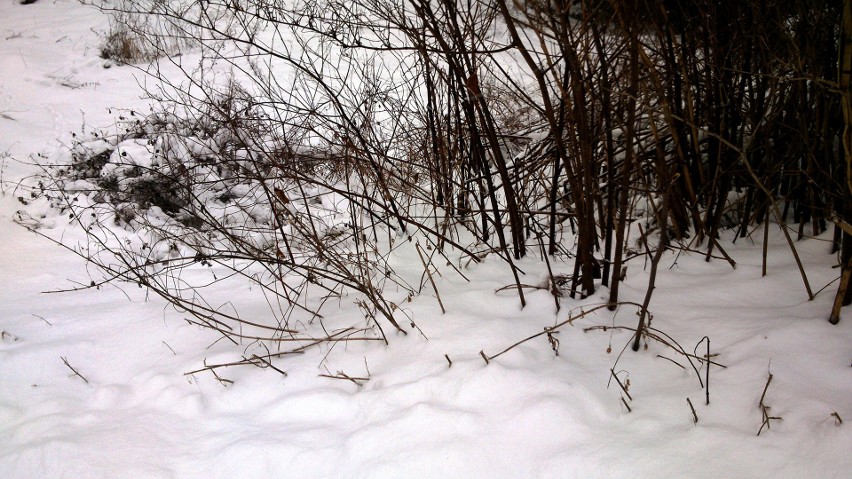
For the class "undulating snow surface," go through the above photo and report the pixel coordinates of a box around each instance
[1,2,850,478]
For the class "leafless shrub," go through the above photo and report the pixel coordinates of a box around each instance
[24,0,850,377]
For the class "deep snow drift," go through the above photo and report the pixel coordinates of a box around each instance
[1,2,850,478]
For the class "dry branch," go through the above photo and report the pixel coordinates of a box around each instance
[416,242,445,314]
[319,371,368,386]
[483,302,644,362]
[831,412,843,425]
[611,369,633,401]
[61,356,90,384]
[687,397,698,424]
[757,373,782,436]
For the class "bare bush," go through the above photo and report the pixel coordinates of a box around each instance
[23,0,849,375]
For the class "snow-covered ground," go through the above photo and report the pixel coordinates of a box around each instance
[1,2,850,478]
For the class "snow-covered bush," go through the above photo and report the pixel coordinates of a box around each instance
[29,78,415,364]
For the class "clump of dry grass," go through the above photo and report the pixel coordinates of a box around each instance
[99,1,197,64]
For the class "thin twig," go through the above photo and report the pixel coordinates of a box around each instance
[705,337,710,405]
[758,373,773,407]
[656,354,686,369]
[611,369,633,401]
[162,341,177,355]
[831,412,843,425]
[183,328,372,375]
[319,371,368,386]
[709,237,737,269]
[210,368,233,387]
[251,355,288,377]
[757,372,782,436]
[485,302,644,361]
[185,350,303,375]
[694,336,711,405]
[61,356,89,384]
[416,242,446,314]
[586,325,726,369]
[687,397,698,424]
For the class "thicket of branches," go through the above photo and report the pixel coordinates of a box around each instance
[28,0,851,367]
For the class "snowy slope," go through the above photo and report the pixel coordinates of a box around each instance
[1,2,851,478]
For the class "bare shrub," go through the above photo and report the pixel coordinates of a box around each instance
[24,0,849,377]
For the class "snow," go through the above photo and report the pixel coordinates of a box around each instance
[1,1,851,478]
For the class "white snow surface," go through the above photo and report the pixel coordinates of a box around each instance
[1,2,851,478]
